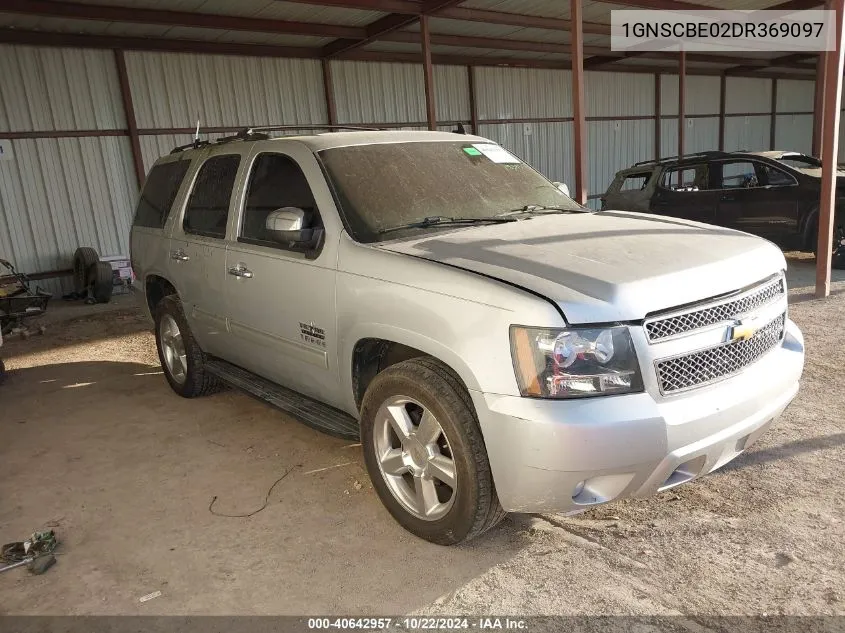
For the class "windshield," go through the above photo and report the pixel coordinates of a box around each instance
[318,141,581,242]
[776,154,822,170]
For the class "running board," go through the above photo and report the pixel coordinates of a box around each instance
[205,358,360,440]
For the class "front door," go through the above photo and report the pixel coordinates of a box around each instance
[168,152,245,356]
[712,159,798,241]
[650,163,719,225]
[222,149,340,407]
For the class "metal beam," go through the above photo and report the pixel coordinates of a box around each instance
[816,0,845,297]
[571,0,587,206]
[725,52,817,75]
[114,49,144,189]
[437,7,611,36]
[718,73,726,150]
[604,0,713,9]
[655,73,661,159]
[0,0,364,39]
[0,28,318,58]
[322,59,337,125]
[420,15,437,130]
[770,78,778,150]
[322,0,463,58]
[813,54,825,155]
[279,0,420,13]
[468,66,479,134]
[679,51,686,159]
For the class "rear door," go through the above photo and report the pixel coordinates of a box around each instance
[712,159,798,240]
[168,149,248,356]
[650,163,719,224]
[129,157,192,309]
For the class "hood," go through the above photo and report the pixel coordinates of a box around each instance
[375,211,786,324]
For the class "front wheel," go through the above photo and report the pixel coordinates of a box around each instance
[360,357,505,545]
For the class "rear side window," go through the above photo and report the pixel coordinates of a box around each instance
[661,164,706,191]
[133,160,190,229]
[619,172,651,191]
[183,154,241,239]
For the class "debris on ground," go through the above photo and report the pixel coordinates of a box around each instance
[353,480,363,491]
[0,530,59,576]
[139,590,162,603]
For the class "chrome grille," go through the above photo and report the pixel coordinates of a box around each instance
[655,313,785,394]
[645,276,785,342]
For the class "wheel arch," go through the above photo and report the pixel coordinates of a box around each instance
[345,326,481,414]
[144,274,177,317]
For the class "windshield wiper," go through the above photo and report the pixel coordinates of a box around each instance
[498,204,584,217]
[377,215,517,235]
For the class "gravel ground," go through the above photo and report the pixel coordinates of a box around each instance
[0,256,843,617]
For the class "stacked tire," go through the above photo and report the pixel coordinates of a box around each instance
[72,247,114,304]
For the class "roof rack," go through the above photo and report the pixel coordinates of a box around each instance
[170,124,384,154]
[632,149,749,168]
[169,139,210,154]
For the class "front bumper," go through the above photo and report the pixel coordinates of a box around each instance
[472,319,805,513]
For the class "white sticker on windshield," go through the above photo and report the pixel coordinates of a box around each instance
[472,143,520,164]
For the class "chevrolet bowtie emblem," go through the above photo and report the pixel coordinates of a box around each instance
[728,316,762,342]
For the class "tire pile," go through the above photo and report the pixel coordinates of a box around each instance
[72,247,114,304]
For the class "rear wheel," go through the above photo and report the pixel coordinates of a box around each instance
[88,261,114,303]
[360,357,505,545]
[72,247,99,293]
[154,295,221,398]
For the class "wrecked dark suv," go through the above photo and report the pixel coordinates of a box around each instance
[602,150,844,254]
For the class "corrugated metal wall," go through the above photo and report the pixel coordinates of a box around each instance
[0,40,822,286]
[0,44,132,294]
[331,61,469,124]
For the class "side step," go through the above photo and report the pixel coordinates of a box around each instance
[205,358,360,440]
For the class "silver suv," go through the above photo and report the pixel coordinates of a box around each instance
[130,128,805,545]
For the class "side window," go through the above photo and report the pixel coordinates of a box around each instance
[717,161,759,189]
[760,163,796,187]
[183,154,241,239]
[133,160,190,229]
[240,153,321,248]
[661,165,705,191]
[620,172,651,191]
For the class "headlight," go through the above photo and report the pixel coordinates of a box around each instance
[510,325,643,398]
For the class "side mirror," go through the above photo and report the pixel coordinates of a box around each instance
[265,207,318,247]
[553,181,571,198]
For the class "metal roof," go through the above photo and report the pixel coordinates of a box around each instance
[0,0,818,78]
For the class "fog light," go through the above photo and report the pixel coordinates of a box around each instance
[572,480,585,499]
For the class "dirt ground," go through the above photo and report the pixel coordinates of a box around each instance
[0,256,843,617]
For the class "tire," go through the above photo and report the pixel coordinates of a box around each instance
[806,212,844,258]
[72,247,99,293]
[88,261,114,304]
[154,294,221,398]
[0,359,6,385]
[360,357,505,545]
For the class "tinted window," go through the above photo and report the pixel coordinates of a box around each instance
[661,165,705,191]
[760,163,796,186]
[133,160,190,228]
[241,154,319,247]
[718,161,759,189]
[319,141,581,243]
[620,172,651,191]
[183,155,241,239]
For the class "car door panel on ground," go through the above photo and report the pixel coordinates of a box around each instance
[712,159,799,241]
[168,151,247,356]
[650,163,719,225]
[223,147,340,407]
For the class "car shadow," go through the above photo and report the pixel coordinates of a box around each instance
[718,433,845,473]
[0,360,528,616]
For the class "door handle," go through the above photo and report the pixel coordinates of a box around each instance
[228,265,253,279]
[170,249,190,262]
[720,194,736,202]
